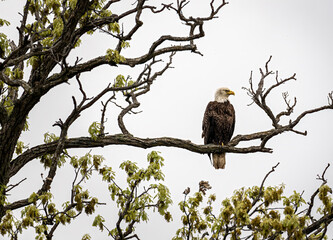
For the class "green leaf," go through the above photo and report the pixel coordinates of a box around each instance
[105,49,125,64]
[11,68,23,80]
[0,32,10,58]
[39,192,53,205]
[43,132,59,143]
[0,18,10,27]
[88,122,101,140]
[92,215,105,231]
[15,141,27,155]
[69,0,77,9]
[121,41,130,49]
[100,166,115,182]
[114,74,126,88]
[28,192,39,204]
[82,234,91,240]
[108,22,120,34]
[70,156,79,168]
[93,155,104,170]
[52,17,64,38]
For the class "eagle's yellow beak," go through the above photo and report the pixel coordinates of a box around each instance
[228,90,235,96]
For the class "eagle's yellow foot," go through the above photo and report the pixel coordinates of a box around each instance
[221,142,224,146]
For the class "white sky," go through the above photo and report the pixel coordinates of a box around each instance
[1,0,333,239]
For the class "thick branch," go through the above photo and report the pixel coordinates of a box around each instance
[9,134,272,179]
[0,71,31,92]
[44,44,193,89]
[9,92,333,179]
[303,213,333,235]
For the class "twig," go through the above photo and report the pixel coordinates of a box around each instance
[5,178,27,193]
[100,94,115,136]
[250,162,280,212]
[306,163,331,220]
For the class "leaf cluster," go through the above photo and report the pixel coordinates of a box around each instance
[39,132,67,168]
[317,185,332,215]
[174,180,333,240]
[88,122,102,141]
[94,151,172,239]
[1,149,106,240]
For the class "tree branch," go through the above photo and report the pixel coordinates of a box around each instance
[303,213,333,235]
[8,134,273,179]
[241,56,333,150]
[306,163,330,221]
[117,53,175,134]
[0,71,31,93]
[250,162,280,211]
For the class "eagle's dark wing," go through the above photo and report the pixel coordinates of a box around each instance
[222,103,235,143]
[202,101,215,145]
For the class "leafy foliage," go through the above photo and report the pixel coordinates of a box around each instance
[0,149,106,240]
[174,180,333,240]
[318,185,332,215]
[0,150,173,240]
[94,151,172,239]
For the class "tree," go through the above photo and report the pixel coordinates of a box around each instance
[0,0,332,239]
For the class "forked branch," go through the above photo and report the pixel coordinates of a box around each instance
[240,56,332,149]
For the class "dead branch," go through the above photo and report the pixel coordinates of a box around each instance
[117,53,175,134]
[240,56,333,150]
[250,162,280,211]
[5,178,27,194]
[100,94,115,136]
[306,163,331,221]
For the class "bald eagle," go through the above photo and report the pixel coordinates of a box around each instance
[202,87,235,169]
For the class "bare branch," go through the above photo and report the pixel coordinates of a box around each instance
[102,0,121,11]
[5,178,27,193]
[263,72,297,100]
[290,104,333,129]
[250,162,280,212]
[117,53,175,134]
[240,56,333,152]
[306,164,331,221]
[328,91,333,105]
[275,92,297,122]
[243,57,298,129]
[100,94,115,136]
[317,163,330,183]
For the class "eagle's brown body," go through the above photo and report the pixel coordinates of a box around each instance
[202,100,235,169]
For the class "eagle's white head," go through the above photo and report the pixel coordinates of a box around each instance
[215,87,235,103]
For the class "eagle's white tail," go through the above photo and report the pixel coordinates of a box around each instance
[212,153,226,169]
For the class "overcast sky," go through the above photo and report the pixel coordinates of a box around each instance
[1,0,333,239]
